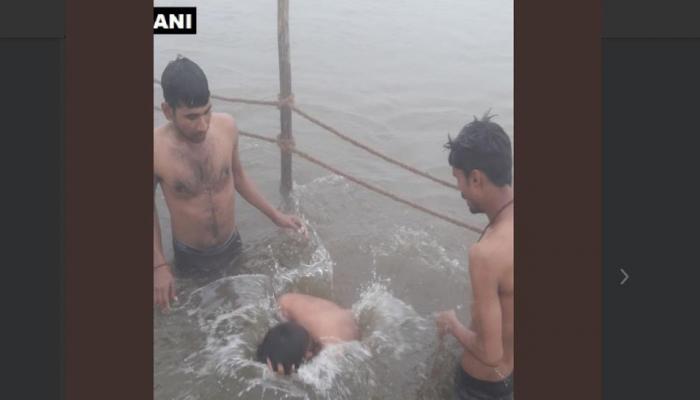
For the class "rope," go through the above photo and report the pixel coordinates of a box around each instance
[153,79,458,190]
[211,93,280,107]
[276,134,296,153]
[238,130,483,234]
[154,79,279,107]
[291,106,459,190]
[277,93,295,109]
[154,103,480,232]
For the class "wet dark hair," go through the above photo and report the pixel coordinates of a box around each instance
[256,321,311,375]
[160,55,210,110]
[444,110,513,187]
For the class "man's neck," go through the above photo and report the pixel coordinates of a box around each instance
[484,186,514,222]
[170,124,206,147]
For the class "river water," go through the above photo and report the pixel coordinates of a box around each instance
[154,1,512,398]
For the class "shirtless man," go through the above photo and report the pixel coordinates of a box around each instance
[257,293,359,375]
[436,112,514,400]
[154,56,305,311]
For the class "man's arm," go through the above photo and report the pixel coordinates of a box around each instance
[277,293,342,336]
[154,176,175,311]
[440,247,504,367]
[227,116,305,233]
[278,293,322,322]
[154,178,167,267]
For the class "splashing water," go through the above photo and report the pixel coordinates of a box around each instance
[155,252,464,400]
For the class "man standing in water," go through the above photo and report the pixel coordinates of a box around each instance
[436,112,514,400]
[154,56,306,311]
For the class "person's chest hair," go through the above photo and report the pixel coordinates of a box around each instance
[162,136,234,195]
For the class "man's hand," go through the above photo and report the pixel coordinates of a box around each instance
[274,212,308,239]
[436,309,458,337]
[154,265,176,312]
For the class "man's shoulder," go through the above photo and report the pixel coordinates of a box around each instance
[469,239,507,268]
[470,236,503,258]
[154,124,169,155]
[280,293,344,314]
[469,228,513,276]
[211,112,238,145]
[468,243,493,268]
[212,112,237,131]
[154,123,173,143]
[476,221,513,250]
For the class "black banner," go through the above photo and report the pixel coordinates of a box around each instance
[154,7,196,34]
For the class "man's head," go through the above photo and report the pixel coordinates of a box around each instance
[445,111,512,214]
[160,56,212,143]
[256,321,313,375]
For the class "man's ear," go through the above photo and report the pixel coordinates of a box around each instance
[471,169,485,188]
[161,102,174,121]
[304,339,315,360]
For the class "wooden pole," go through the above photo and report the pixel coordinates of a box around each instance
[277,0,293,197]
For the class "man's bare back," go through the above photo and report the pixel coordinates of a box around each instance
[460,208,514,381]
[279,293,359,346]
[439,112,514,398]
[154,112,238,249]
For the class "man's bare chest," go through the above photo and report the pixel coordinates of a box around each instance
[160,139,233,198]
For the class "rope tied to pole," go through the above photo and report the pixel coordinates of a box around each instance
[237,128,483,234]
[277,93,295,109]
[154,78,458,191]
[153,79,281,107]
[291,106,459,191]
[154,103,483,233]
[276,133,296,153]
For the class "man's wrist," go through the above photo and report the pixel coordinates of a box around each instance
[154,262,170,271]
[270,209,283,225]
[448,319,458,335]
[448,314,460,330]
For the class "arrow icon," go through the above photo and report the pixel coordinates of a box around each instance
[620,268,629,285]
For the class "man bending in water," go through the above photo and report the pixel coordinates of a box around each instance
[437,112,514,400]
[154,56,306,311]
[257,293,359,375]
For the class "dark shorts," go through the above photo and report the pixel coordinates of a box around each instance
[454,367,513,400]
[173,230,243,278]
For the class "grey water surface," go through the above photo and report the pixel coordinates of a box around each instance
[154,1,512,398]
